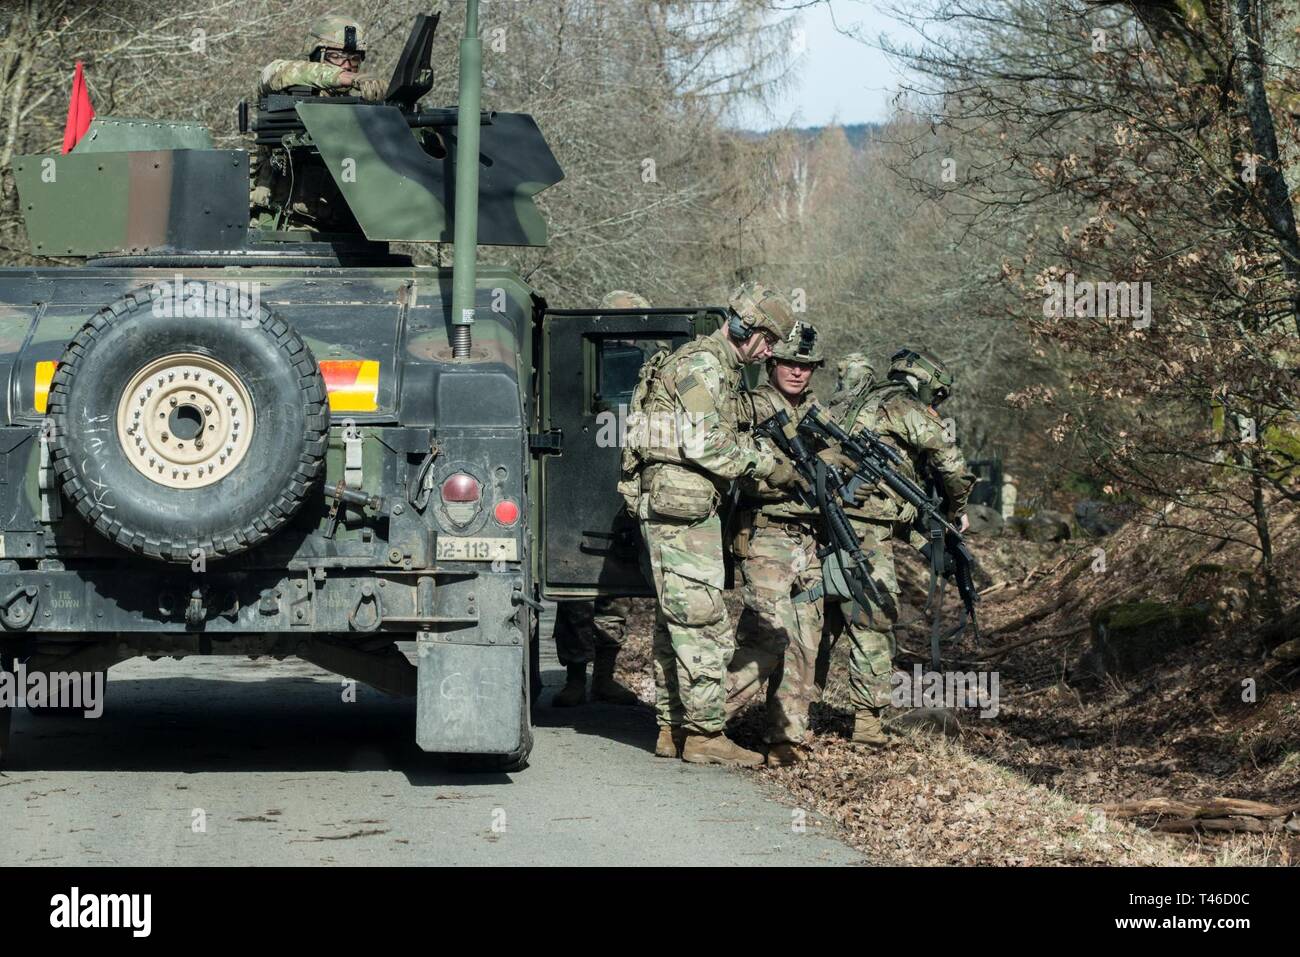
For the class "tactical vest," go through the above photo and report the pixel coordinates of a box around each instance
[836,381,922,523]
[617,332,742,509]
[742,384,817,522]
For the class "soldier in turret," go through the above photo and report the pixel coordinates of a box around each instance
[257,15,388,100]
[250,14,389,227]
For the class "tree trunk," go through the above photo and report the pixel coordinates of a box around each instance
[1231,0,1300,335]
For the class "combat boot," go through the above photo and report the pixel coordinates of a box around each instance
[851,709,889,748]
[590,647,640,705]
[655,725,686,758]
[551,663,588,708]
[766,742,803,767]
[681,731,764,767]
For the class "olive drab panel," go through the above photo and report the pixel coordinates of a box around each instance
[13,149,249,258]
[539,309,725,598]
[70,117,215,153]
[297,103,563,246]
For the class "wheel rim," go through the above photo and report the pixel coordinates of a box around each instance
[115,353,255,489]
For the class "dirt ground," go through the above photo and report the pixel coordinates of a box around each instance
[614,495,1300,866]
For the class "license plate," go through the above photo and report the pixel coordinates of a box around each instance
[435,537,518,562]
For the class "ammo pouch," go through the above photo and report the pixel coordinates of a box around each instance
[731,510,756,558]
[646,464,720,521]
[616,470,641,516]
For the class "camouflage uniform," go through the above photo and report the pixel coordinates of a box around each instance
[830,352,875,406]
[554,596,633,667]
[250,14,387,228]
[633,327,780,734]
[834,359,974,719]
[725,380,825,744]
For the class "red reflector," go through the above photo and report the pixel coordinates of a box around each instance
[441,473,481,503]
[494,500,520,526]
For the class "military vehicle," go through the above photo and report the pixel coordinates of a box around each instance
[0,3,725,770]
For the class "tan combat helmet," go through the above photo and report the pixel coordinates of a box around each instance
[770,320,824,367]
[888,347,954,407]
[305,14,366,59]
[728,280,795,342]
[600,290,651,310]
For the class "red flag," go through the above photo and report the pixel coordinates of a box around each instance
[61,61,95,154]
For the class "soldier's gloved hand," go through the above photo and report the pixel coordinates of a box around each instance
[817,446,856,474]
[350,74,388,101]
[766,455,800,490]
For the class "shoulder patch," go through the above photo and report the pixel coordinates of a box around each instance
[677,373,714,415]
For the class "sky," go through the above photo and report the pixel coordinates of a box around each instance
[734,1,903,131]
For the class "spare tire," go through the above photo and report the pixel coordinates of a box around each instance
[47,285,329,562]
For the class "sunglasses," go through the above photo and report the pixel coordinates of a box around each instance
[322,49,365,69]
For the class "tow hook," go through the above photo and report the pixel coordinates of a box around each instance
[186,587,208,627]
[0,585,38,630]
[348,583,383,632]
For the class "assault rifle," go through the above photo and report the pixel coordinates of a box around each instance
[752,409,883,620]
[797,404,981,670]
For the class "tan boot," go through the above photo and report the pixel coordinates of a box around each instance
[655,725,686,758]
[766,742,803,767]
[852,709,889,748]
[551,664,587,708]
[681,731,765,767]
[590,648,640,705]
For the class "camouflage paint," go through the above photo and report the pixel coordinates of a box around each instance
[296,103,562,246]
[12,149,248,257]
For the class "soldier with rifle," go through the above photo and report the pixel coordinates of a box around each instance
[753,348,977,746]
[724,321,848,767]
[820,349,975,746]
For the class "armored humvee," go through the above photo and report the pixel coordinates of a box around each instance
[0,5,725,770]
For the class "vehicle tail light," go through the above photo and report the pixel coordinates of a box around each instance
[441,473,481,503]
[494,499,520,526]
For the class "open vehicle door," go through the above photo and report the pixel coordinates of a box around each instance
[537,308,727,599]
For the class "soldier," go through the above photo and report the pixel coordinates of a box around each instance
[833,348,974,746]
[724,320,832,767]
[257,15,387,100]
[623,281,799,766]
[552,291,653,709]
[250,14,389,226]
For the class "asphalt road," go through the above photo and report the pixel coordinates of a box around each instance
[0,620,862,866]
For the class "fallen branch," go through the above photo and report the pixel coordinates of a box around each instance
[981,622,1090,662]
[985,596,1070,638]
[1098,797,1300,836]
